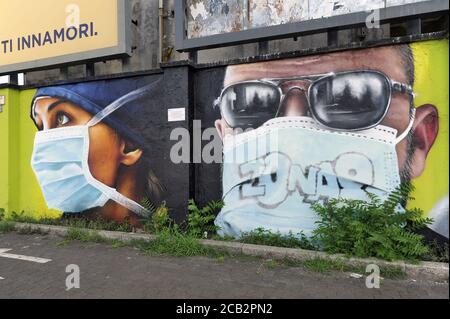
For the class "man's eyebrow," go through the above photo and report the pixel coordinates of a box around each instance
[32,99,67,118]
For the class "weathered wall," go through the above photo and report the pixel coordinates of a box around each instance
[22,0,437,85]
[26,0,393,84]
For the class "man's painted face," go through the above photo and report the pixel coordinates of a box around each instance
[32,98,123,188]
[216,46,438,181]
[213,45,440,239]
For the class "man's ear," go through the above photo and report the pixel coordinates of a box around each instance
[409,104,439,179]
[119,139,143,166]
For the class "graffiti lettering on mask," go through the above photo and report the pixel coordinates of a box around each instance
[237,151,376,209]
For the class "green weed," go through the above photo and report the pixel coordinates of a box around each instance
[0,221,15,233]
[311,183,432,261]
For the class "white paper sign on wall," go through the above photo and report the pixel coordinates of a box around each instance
[168,108,186,122]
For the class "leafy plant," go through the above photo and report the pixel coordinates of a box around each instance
[141,199,172,234]
[140,197,157,216]
[152,202,172,233]
[310,183,432,261]
[186,199,224,238]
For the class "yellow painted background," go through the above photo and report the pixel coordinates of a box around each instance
[0,39,448,220]
[408,40,449,213]
[0,88,61,219]
[0,0,118,66]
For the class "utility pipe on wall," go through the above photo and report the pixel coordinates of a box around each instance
[159,0,164,64]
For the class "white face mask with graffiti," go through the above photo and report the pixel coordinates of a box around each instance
[214,115,414,238]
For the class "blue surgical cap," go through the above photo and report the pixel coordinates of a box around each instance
[32,77,163,148]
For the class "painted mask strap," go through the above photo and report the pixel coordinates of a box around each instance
[86,80,160,127]
[395,108,416,144]
[101,187,149,217]
[31,96,52,114]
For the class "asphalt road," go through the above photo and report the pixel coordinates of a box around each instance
[0,232,448,299]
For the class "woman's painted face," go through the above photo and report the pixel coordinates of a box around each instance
[32,97,123,188]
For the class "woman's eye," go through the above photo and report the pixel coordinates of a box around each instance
[56,113,70,126]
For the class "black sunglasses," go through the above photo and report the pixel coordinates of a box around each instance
[215,70,414,131]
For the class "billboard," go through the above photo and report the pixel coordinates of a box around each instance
[0,0,130,75]
[175,0,448,51]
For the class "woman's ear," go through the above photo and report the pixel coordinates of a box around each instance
[409,104,439,179]
[119,139,143,166]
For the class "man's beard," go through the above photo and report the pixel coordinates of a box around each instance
[400,130,415,185]
[398,130,416,208]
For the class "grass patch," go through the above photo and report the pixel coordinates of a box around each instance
[422,241,449,263]
[0,221,15,233]
[211,234,236,242]
[65,228,109,244]
[3,190,441,267]
[15,225,50,235]
[60,218,134,233]
[302,257,406,280]
[380,265,408,280]
[3,188,441,274]
[216,256,226,263]
[302,257,349,273]
[239,228,315,250]
[130,229,229,258]
[3,211,134,233]
[56,240,70,247]
[111,240,127,249]
[59,225,407,280]
[61,226,231,259]
[264,259,279,270]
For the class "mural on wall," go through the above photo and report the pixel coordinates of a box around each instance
[212,41,449,242]
[9,39,445,244]
[29,77,167,226]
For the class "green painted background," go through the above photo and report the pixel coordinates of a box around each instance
[0,87,60,219]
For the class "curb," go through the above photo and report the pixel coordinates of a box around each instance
[12,222,449,281]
